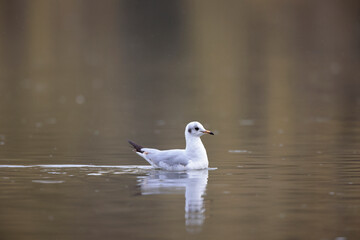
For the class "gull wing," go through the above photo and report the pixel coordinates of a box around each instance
[141,148,189,167]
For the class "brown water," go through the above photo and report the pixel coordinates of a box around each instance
[1,1,360,240]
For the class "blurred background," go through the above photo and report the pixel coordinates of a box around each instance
[0,0,360,239]
[0,0,359,165]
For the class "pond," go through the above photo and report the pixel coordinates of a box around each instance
[1,116,359,240]
[0,1,360,240]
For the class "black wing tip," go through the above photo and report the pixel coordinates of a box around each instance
[128,140,144,153]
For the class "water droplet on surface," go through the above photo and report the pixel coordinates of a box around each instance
[35,83,47,92]
[228,150,248,153]
[335,237,347,240]
[239,119,254,126]
[76,95,85,104]
[156,120,165,126]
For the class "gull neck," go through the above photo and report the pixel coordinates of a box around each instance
[185,135,205,152]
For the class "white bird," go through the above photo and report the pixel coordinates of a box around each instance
[128,121,214,171]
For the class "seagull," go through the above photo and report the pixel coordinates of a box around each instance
[128,121,214,170]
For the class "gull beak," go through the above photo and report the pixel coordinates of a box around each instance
[202,130,214,135]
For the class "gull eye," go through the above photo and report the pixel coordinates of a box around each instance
[195,127,199,131]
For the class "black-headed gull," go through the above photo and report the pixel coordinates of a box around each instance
[128,121,214,170]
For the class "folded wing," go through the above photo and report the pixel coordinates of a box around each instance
[141,148,189,167]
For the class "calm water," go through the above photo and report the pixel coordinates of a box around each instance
[1,1,360,240]
[1,118,359,240]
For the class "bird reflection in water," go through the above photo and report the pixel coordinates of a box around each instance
[139,169,208,233]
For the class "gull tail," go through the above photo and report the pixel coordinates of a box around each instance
[128,140,144,153]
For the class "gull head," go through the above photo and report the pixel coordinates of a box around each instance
[185,121,214,138]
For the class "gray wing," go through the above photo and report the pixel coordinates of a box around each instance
[142,148,189,166]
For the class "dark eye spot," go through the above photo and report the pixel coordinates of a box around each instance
[188,128,192,133]
[195,127,199,131]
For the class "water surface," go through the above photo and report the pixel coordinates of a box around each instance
[1,1,360,240]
